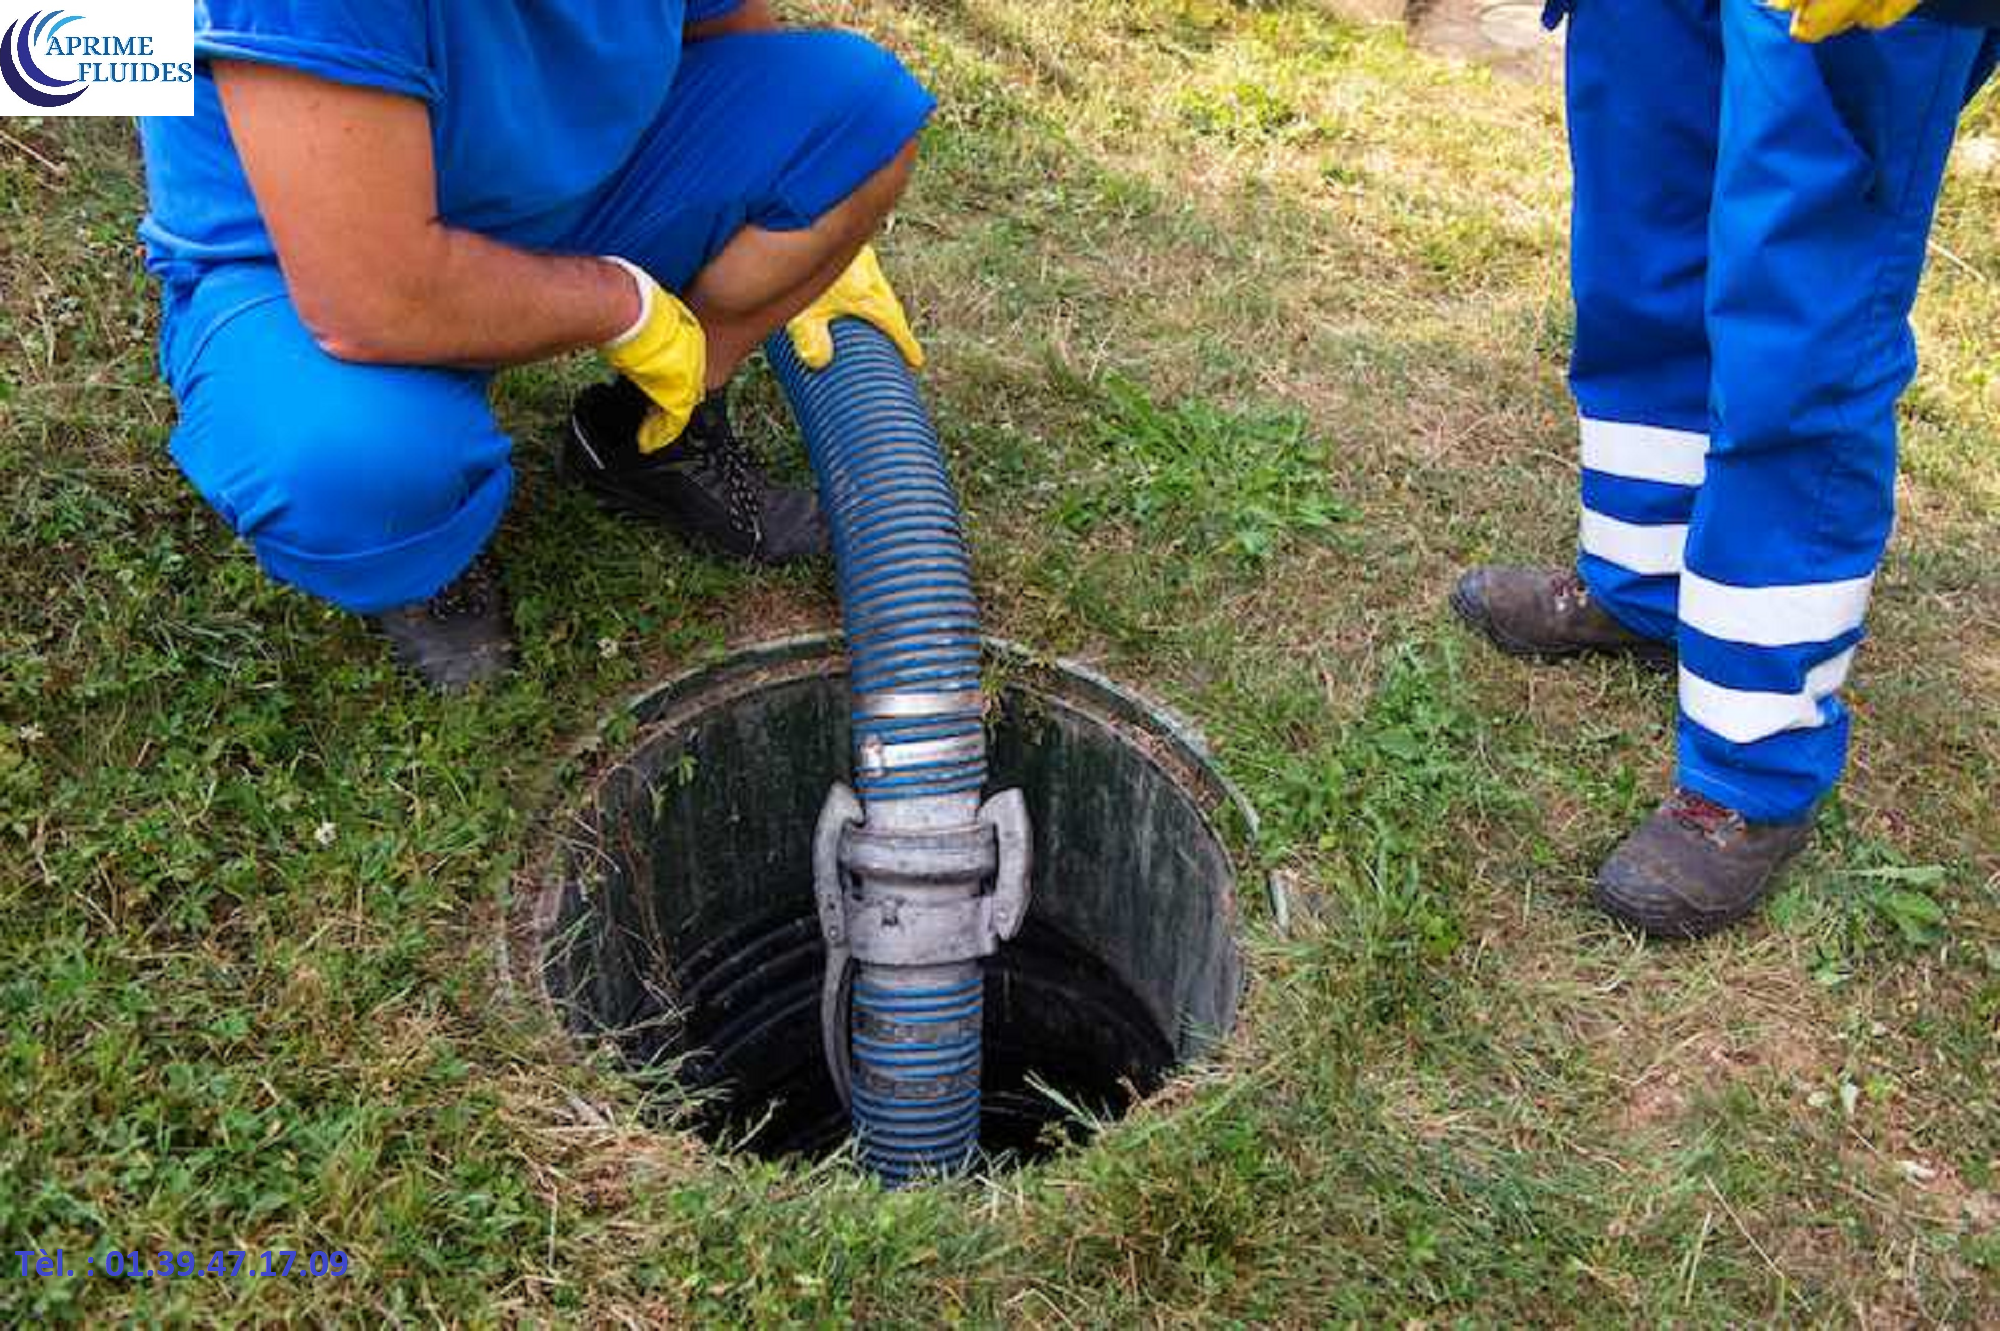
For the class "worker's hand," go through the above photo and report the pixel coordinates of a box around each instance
[600,258,707,455]
[786,245,925,372]
[1768,0,1922,41]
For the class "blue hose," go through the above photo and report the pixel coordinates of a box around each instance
[769,318,987,1183]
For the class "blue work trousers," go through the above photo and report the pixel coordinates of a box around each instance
[1565,0,1995,820]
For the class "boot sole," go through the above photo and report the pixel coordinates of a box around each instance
[1592,874,1773,941]
[371,619,516,693]
[1448,582,1676,672]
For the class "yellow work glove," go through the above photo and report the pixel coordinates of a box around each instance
[1768,0,1921,41]
[600,257,707,455]
[786,245,925,371]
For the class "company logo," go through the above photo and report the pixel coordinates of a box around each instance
[2,10,89,108]
[1,3,192,115]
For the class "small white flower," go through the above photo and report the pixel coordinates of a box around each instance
[598,637,622,659]
[16,724,43,744]
[313,821,338,847]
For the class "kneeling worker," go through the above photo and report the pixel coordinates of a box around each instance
[139,0,931,687]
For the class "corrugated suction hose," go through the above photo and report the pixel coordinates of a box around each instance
[769,318,1030,1186]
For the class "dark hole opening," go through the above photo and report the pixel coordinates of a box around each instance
[664,908,1175,1163]
[530,640,1244,1171]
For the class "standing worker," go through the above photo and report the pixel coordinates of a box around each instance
[1451,0,1998,937]
[140,0,931,688]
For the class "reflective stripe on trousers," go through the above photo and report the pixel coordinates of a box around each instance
[1562,0,1996,820]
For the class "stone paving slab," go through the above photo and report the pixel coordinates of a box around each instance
[1410,0,1564,82]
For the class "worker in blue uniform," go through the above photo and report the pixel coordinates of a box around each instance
[140,0,931,688]
[1451,0,1998,937]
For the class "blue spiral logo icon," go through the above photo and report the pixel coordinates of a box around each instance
[3,10,89,108]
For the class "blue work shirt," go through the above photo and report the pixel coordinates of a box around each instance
[139,0,742,284]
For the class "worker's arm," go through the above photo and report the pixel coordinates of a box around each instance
[685,0,779,41]
[215,59,640,367]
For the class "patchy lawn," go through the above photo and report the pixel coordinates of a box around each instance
[3,0,1996,1323]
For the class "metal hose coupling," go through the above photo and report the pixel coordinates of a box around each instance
[813,778,1031,1180]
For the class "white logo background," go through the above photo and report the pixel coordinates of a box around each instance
[2,2,193,116]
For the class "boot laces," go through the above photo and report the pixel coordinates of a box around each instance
[691,405,765,549]
[1666,789,1743,842]
[1550,571,1591,615]
[427,556,498,621]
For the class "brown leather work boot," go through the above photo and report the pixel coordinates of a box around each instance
[1594,790,1814,940]
[1450,565,1674,666]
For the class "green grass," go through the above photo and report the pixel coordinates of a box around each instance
[5,0,1999,1322]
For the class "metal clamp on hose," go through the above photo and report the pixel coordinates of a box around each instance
[813,783,1032,1108]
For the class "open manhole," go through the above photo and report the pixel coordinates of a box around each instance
[513,636,1257,1168]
